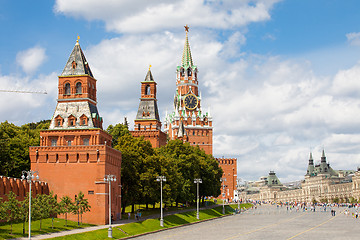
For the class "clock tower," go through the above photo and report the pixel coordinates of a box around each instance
[164,26,213,155]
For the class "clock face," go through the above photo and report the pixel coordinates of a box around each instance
[184,94,198,110]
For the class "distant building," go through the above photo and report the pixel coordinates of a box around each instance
[239,150,360,203]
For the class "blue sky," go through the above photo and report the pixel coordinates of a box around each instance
[2,0,360,182]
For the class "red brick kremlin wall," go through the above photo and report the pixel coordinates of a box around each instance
[0,176,49,201]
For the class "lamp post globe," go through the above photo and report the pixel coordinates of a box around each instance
[194,178,202,220]
[21,170,39,240]
[104,174,117,238]
[156,176,166,227]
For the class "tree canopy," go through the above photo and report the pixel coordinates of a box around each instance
[107,124,223,212]
[0,120,50,177]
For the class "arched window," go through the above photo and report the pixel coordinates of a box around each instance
[180,68,185,77]
[145,85,151,95]
[76,82,82,94]
[65,83,71,95]
[187,68,192,77]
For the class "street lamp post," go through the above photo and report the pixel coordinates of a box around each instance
[21,170,39,240]
[236,178,242,212]
[104,174,117,238]
[220,178,226,214]
[156,176,166,227]
[194,178,202,220]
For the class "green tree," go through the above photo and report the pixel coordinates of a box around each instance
[0,120,50,177]
[74,191,91,225]
[47,193,61,229]
[60,196,74,227]
[106,123,130,147]
[3,192,21,234]
[114,134,155,213]
[0,197,6,221]
[32,194,50,230]
[158,140,223,206]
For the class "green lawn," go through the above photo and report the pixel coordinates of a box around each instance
[51,203,252,240]
[122,200,215,219]
[0,218,94,240]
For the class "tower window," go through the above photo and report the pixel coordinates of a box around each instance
[57,120,61,126]
[51,139,57,146]
[67,140,71,146]
[145,85,151,95]
[64,83,71,95]
[138,124,141,130]
[72,61,77,69]
[180,68,185,77]
[76,82,82,94]
[187,68,192,77]
[83,138,89,146]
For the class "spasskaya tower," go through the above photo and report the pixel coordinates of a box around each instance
[164,25,213,155]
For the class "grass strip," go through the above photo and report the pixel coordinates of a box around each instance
[0,218,94,240]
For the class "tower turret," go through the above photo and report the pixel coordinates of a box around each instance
[50,38,102,130]
[306,152,315,176]
[320,149,329,173]
[131,68,167,148]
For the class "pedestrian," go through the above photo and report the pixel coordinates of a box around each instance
[128,212,131,220]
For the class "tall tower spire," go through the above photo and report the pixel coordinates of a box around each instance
[164,26,213,155]
[182,25,194,68]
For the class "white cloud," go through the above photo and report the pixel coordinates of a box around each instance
[73,29,360,182]
[54,0,281,33]
[3,0,357,184]
[16,46,47,74]
[346,32,360,46]
[0,72,58,125]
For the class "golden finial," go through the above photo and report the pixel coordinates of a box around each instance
[184,24,189,32]
[76,35,80,43]
[149,64,152,71]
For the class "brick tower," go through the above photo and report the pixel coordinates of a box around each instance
[131,68,167,148]
[29,38,122,225]
[164,25,213,155]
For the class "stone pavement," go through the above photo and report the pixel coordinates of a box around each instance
[132,205,360,240]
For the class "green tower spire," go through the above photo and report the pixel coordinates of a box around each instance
[181,25,194,68]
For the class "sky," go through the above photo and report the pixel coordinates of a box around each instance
[2,0,360,183]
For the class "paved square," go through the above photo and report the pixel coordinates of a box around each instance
[131,205,360,240]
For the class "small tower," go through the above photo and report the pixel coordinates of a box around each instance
[320,149,328,173]
[29,38,122,225]
[131,68,167,148]
[306,152,315,176]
